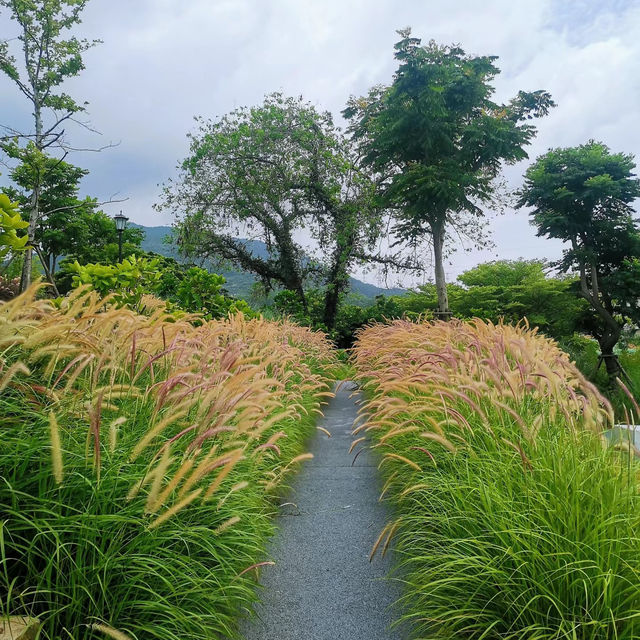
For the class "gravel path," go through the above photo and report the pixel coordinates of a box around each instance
[240,381,404,640]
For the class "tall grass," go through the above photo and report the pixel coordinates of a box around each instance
[353,318,640,639]
[0,285,335,639]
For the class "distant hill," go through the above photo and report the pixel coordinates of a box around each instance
[135,224,406,301]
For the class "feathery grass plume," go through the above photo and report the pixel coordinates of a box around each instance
[353,317,640,640]
[91,623,133,640]
[0,360,30,391]
[108,417,127,453]
[148,487,204,530]
[48,412,64,485]
[214,515,241,535]
[1,285,336,638]
[145,446,173,514]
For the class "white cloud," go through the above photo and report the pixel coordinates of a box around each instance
[1,0,638,286]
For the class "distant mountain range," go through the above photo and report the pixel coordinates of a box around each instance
[135,224,406,301]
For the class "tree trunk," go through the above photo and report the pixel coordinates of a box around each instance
[323,249,351,330]
[430,219,449,314]
[19,188,39,292]
[295,283,308,314]
[323,284,341,330]
[599,326,623,387]
[578,256,622,388]
[19,98,43,293]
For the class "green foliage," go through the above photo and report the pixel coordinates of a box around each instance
[70,255,161,311]
[0,294,333,639]
[394,426,640,639]
[69,253,255,320]
[452,260,589,340]
[458,259,547,287]
[3,148,146,276]
[344,29,554,311]
[355,321,640,638]
[0,0,99,290]
[173,266,254,319]
[518,141,640,383]
[272,288,405,348]
[385,261,589,342]
[161,92,393,329]
[0,192,29,259]
[0,0,99,119]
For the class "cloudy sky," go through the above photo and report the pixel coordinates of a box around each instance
[1,0,639,287]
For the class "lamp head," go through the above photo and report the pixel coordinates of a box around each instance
[114,211,129,232]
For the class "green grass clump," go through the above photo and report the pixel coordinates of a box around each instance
[0,286,335,639]
[354,318,640,639]
[392,425,640,639]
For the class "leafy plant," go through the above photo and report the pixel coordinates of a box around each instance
[353,318,640,639]
[69,255,162,311]
[518,141,640,385]
[0,285,336,639]
[0,192,29,259]
[173,266,254,319]
[344,29,554,313]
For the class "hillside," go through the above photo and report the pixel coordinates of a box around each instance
[136,224,406,301]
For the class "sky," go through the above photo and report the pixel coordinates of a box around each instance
[1,0,639,288]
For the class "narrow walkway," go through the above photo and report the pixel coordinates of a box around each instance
[240,382,404,640]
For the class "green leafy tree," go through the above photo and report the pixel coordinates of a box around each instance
[518,141,640,384]
[387,260,588,341]
[458,259,547,288]
[453,260,589,339]
[344,30,554,314]
[70,253,254,319]
[160,93,406,330]
[55,217,144,293]
[0,0,99,291]
[172,267,254,319]
[4,150,91,271]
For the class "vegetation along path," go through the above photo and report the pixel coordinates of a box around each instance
[241,381,404,640]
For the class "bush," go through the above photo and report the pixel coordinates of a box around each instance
[354,319,640,639]
[0,286,335,639]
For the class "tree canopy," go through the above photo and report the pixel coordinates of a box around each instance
[0,0,98,290]
[160,93,399,329]
[344,29,554,313]
[518,141,640,383]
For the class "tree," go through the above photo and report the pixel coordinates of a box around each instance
[344,30,554,314]
[0,0,99,291]
[518,141,640,384]
[386,260,589,341]
[3,152,143,274]
[453,260,589,340]
[160,93,399,330]
[4,149,89,271]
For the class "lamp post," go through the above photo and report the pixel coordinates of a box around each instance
[114,211,129,263]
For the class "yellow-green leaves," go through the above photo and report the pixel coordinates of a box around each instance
[0,193,29,259]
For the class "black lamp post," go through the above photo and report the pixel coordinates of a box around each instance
[114,211,129,263]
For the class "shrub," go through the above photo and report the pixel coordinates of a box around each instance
[353,319,640,639]
[69,255,161,311]
[0,285,335,639]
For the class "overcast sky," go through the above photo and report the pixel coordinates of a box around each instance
[2,0,639,287]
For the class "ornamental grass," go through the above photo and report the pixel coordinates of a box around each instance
[353,318,640,639]
[0,285,335,639]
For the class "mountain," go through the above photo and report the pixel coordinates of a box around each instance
[135,224,406,301]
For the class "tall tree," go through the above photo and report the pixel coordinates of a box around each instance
[160,93,400,329]
[0,0,99,291]
[344,30,554,314]
[4,149,89,271]
[518,141,640,384]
